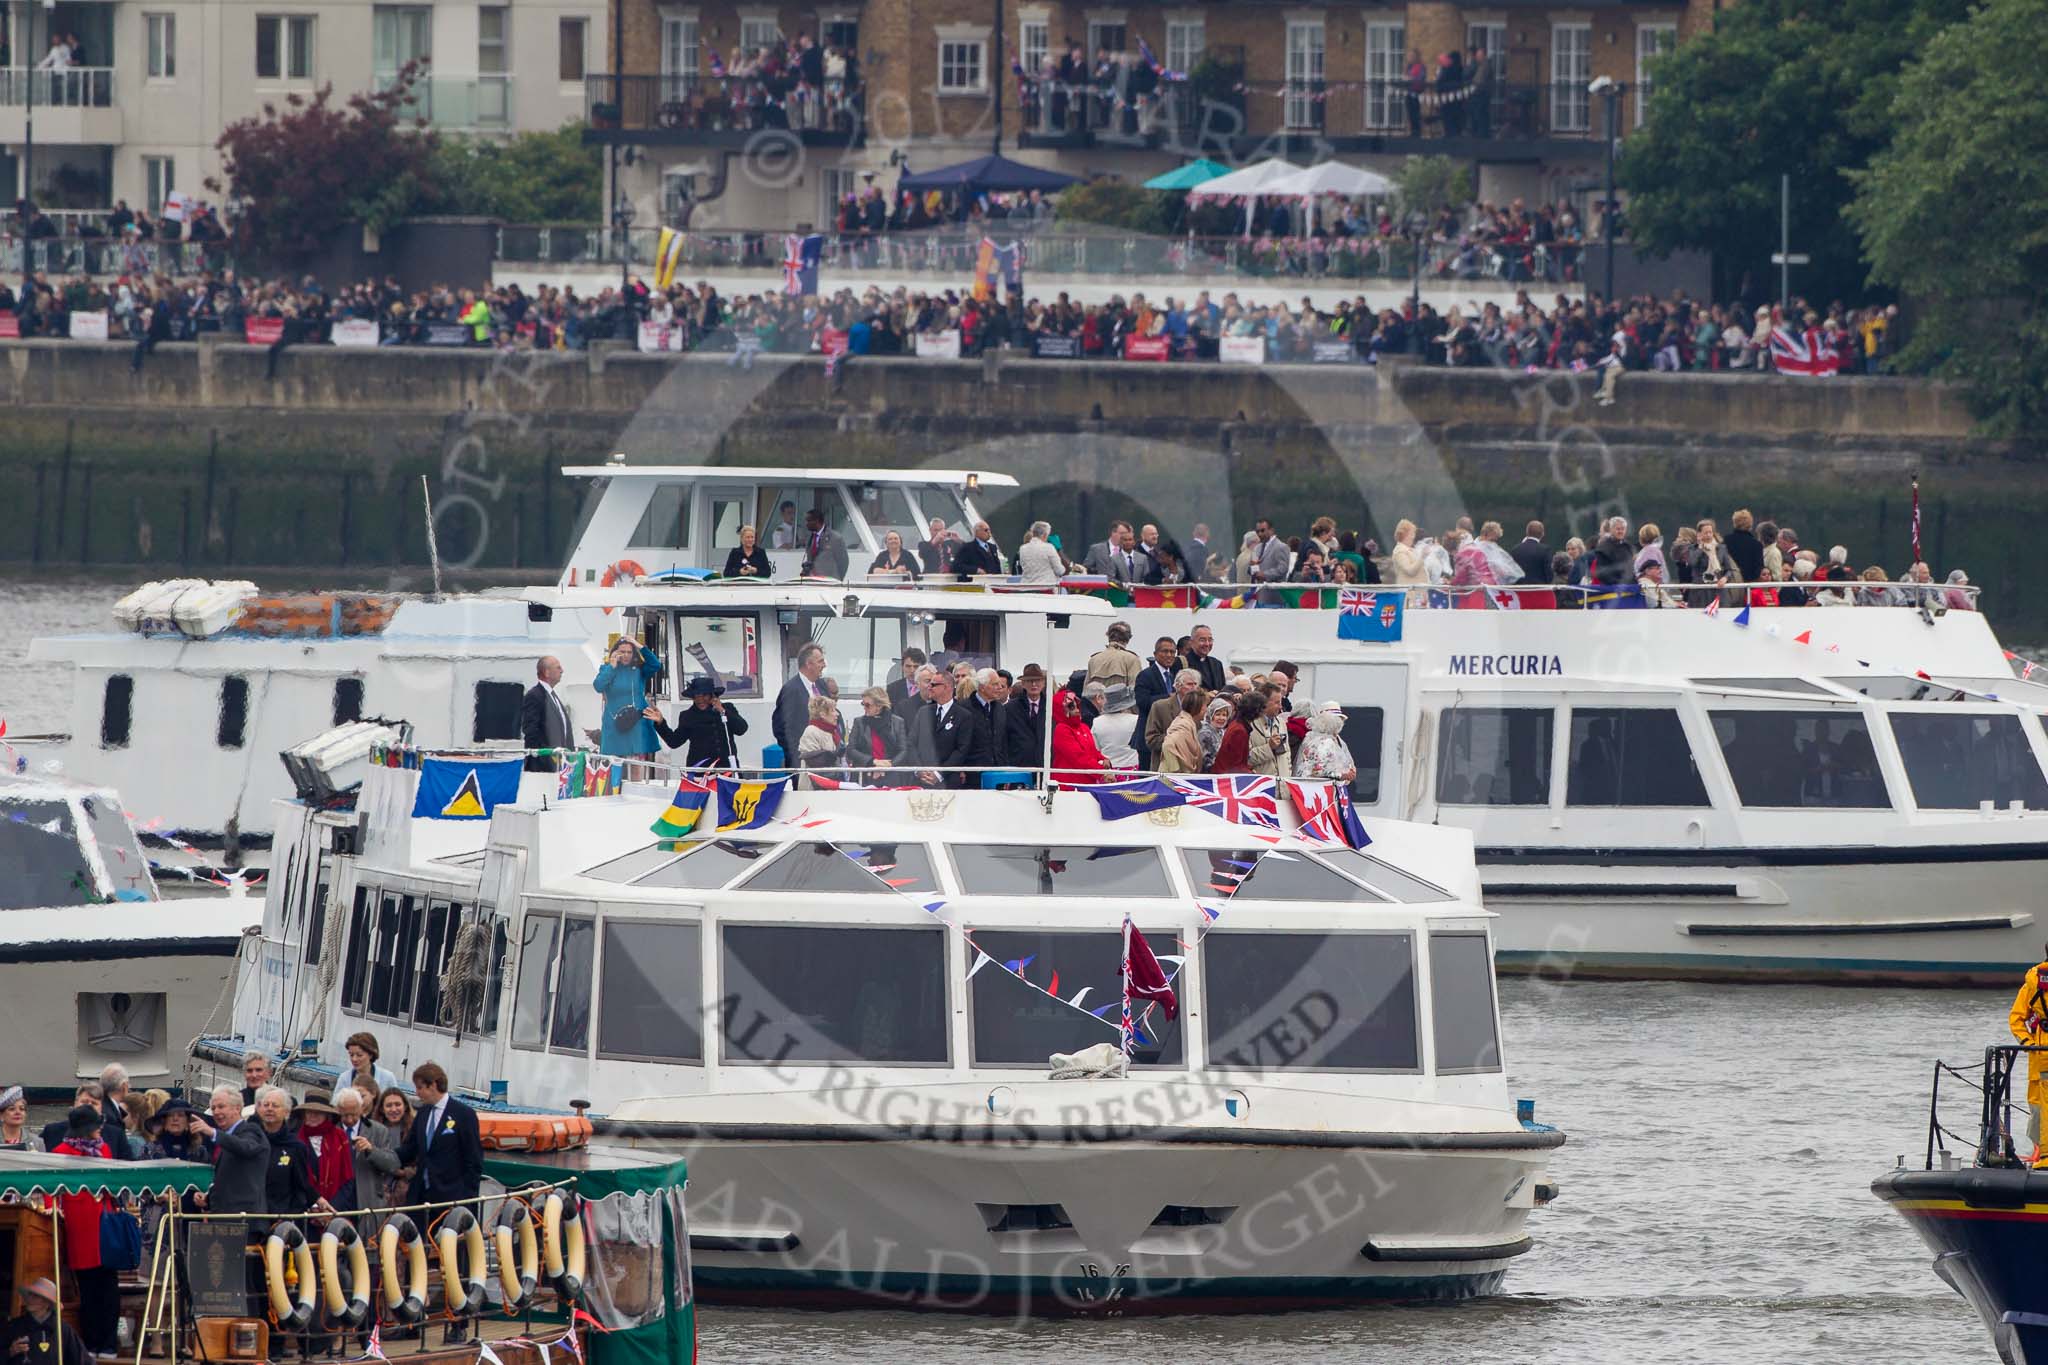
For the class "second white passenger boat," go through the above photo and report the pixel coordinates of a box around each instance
[191,759,1562,1313]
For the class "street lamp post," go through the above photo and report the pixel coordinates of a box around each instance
[612,195,635,293]
[1406,210,1427,353]
[1589,76,1625,304]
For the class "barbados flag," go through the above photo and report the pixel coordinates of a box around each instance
[1085,777,1189,821]
[649,777,713,838]
[713,776,789,833]
[412,757,522,821]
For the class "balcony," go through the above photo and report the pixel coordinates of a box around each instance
[583,73,864,148]
[0,68,123,144]
[377,73,512,130]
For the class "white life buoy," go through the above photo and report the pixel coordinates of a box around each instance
[541,1191,586,1302]
[318,1218,373,1327]
[433,1207,491,1314]
[493,1200,541,1313]
[263,1221,319,1333]
[377,1214,430,1323]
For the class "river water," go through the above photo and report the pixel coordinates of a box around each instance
[0,572,2000,1362]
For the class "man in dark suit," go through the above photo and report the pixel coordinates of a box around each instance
[1511,520,1552,584]
[1182,623,1226,692]
[1186,522,1211,580]
[99,1063,134,1160]
[930,673,985,789]
[772,643,828,759]
[1004,663,1048,769]
[970,669,1008,766]
[1130,637,1180,749]
[397,1062,483,1343]
[1082,522,1141,584]
[520,656,573,773]
[905,670,946,783]
[800,508,849,579]
[202,1083,270,1214]
[887,648,928,714]
[951,521,1005,579]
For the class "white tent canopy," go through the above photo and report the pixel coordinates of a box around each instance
[1261,162,1396,200]
[1184,158,1303,237]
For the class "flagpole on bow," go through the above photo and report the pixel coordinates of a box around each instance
[1120,914,1134,1060]
[1911,475,1922,564]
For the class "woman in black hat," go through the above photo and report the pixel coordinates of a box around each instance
[646,676,748,769]
[143,1099,215,1163]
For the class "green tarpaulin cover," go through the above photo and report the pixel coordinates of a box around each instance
[0,1151,211,1203]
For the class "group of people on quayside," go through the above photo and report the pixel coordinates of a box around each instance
[0,1034,483,1357]
[531,615,1357,791]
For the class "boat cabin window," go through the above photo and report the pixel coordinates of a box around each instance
[549,916,597,1054]
[217,676,250,749]
[1829,676,1965,703]
[968,929,1185,1067]
[79,793,150,899]
[928,615,999,672]
[100,675,134,749]
[1429,932,1501,1073]
[473,682,523,743]
[510,911,596,1053]
[792,614,907,692]
[379,894,424,1020]
[365,892,406,1017]
[635,839,775,890]
[341,886,372,1009]
[707,495,747,553]
[333,678,365,726]
[668,613,763,699]
[411,900,462,1029]
[584,844,687,883]
[1313,848,1456,903]
[1204,932,1419,1073]
[0,800,92,908]
[1437,708,1553,806]
[737,842,938,895]
[1183,849,1385,903]
[759,486,855,552]
[952,845,1173,898]
[1340,707,1384,804]
[719,925,948,1064]
[598,919,704,1062]
[479,918,510,1035]
[511,914,560,1048]
[631,484,690,550]
[1890,714,2048,810]
[854,483,924,546]
[1708,711,1889,808]
[1565,708,1709,807]
[302,879,330,965]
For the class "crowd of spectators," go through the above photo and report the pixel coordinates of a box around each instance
[619,30,864,134]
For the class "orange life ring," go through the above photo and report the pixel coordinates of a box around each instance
[599,559,647,615]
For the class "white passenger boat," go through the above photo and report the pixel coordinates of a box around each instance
[191,757,1561,1312]
[0,773,256,1090]
[27,461,2048,982]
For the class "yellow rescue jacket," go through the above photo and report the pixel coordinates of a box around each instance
[2008,963,2048,1108]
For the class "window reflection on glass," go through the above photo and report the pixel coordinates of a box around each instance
[0,800,90,908]
[953,845,1172,898]
[720,925,948,1064]
[598,921,703,1062]
[630,485,689,550]
[1565,708,1708,806]
[1709,710,1889,808]
[968,928,1184,1066]
[635,840,774,889]
[1182,849,1382,902]
[549,917,596,1053]
[672,614,762,698]
[511,913,560,1049]
[798,614,907,692]
[1438,708,1554,806]
[739,842,936,895]
[1429,933,1500,1073]
[1204,932,1418,1072]
[1891,713,2048,810]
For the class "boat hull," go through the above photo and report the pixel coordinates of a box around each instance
[1874,1167,2048,1364]
[1485,849,2044,986]
[601,1117,1558,1315]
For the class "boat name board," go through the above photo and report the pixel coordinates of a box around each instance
[1447,654,1566,678]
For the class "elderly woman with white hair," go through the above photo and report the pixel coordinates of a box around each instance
[1017,520,1066,585]
[1295,701,1358,784]
[1085,681,1140,768]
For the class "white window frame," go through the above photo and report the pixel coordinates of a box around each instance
[257,14,315,81]
[1364,21,1404,131]
[738,14,781,56]
[938,37,988,94]
[1551,23,1591,132]
[145,13,175,79]
[1165,19,1204,77]
[660,14,699,99]
[1087,19,1126,54]
[143,157,174,216]
[1467,22,1506,82]
[1284,20,1324,131]
[478,5,509,76]
[820,166,859,228]
[1635,22,1676,126]
[1019,18,1049,78]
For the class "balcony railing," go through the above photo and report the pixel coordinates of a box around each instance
[0,66,115,108]
[377,72,511,128]
[0,234,227,277]
[494,225,1589,288]
[584,72,863,136]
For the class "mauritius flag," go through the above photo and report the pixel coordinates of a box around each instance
[649,776,714,838]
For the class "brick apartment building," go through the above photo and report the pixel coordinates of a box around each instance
[590,0,1721,234]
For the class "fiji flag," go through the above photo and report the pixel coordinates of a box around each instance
[1086,776,1189,821]
[714,776,790,833]
[783,233,823,297]
[412,757,522,821]
[1336,588,1403,642]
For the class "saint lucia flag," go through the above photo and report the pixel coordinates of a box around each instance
[650,777,712,838]
[714,776,789,833]
[1085,776,1189,821]
[412,757,522,820]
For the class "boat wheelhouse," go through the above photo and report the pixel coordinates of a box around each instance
[195,765,1562,1313]
[0,773,255,1089]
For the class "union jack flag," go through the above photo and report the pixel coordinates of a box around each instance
[782,233,823,297]
[1169,775,1281,830]
[1338,587,1373,615]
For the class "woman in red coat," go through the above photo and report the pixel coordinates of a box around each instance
[50,1106,120,1353]
[1210,691,1263,775]
[1050,688,1111,785]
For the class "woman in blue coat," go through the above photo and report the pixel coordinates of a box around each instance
[594,637,664,763]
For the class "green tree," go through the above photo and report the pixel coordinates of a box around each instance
[208,61,438,263]
[1393,155,1472,222]
[426,124,603,222]
[1619,0,1971,303]
[1053,181,1176,234]
[1847,0,2048,436]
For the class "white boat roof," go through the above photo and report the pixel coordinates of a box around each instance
[520,583,1117,616]
[0,899,258,946]
[560,465,1020,488]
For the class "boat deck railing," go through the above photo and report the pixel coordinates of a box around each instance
[136,1180,582,1363]
[1923,1043,2046,1170]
